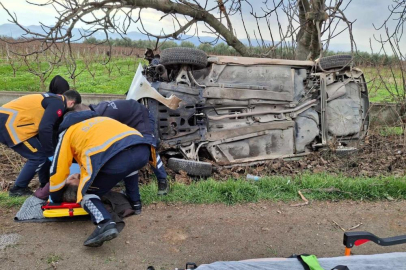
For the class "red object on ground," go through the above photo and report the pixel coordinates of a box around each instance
[41,202,81,210]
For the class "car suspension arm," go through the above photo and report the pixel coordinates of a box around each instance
[207,99,317,121]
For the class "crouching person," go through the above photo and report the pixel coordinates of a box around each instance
[80,100,169,196]
[1,90,81,196]
[49,110,156,247]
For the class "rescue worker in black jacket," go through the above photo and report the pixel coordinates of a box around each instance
[48,75,70,95]
[75,100,169,213]
[0,90,82,196]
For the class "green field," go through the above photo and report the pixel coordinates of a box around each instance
[363,66,405,103]
[0,57,146,94]
[0,57,402,102]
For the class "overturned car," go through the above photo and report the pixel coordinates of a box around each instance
[127,48,369,175]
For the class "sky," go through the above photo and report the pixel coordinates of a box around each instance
[0,0,403,53]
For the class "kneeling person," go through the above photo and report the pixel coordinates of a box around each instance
[49,111,156,247]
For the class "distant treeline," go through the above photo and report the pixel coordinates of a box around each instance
[83,37,240,55]
[83,37,400,66]
[87,37,402,66]
[0,35,397,66]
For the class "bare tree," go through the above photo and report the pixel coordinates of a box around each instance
[82,46,99,80]
[102,49,116,78]
[368,1,406,143]
[22,44,60,90]
[123,50,135,71]
[6,44,22,77]
[64,44,86,87]
[115,56,125,76]
[373,0,405,44]
[0,0,356,60]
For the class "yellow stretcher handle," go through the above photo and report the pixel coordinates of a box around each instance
[43,208,89,218]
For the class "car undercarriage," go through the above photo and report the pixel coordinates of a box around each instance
[127,48,369,174]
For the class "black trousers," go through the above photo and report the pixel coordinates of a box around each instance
[82,144,150,224]
[10,136,50,188]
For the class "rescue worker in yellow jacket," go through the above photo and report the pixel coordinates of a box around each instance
[49,110,156,247]
[0,91,81,196]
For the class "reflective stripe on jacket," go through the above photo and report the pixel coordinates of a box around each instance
[49,116,156,203]
[0,93,65,147]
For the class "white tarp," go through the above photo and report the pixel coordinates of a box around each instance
[196,252,406,270]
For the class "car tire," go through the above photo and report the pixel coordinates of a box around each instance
[319,54,353,70]
[160,47,208,69]
[167,158,212,177]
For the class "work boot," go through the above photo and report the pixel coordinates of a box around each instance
[9,186,33,197]
[157,179,168,196]
[84,220,119,247]
[130,200,142,215]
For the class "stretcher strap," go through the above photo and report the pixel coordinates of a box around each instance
[42,202,81,210]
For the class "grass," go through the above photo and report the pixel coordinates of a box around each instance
[379,126,404,136]
[0,57,146,94]
[141,173,406,205]
[46,254,62,264]
[1,173,406,209]
[0,192,27,208]
[363,66,405,103]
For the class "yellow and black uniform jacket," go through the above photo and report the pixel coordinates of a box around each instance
[0,93,66,156]
[49,112,156,203]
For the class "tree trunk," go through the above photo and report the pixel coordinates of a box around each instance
[295,0,326,60]
[296,0,311,60]
[40,77,46,91]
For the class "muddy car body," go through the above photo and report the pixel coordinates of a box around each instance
[127,48,369,174]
